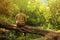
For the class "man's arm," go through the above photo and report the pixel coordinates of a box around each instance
[24,14,27,22]
[15,13,20,20]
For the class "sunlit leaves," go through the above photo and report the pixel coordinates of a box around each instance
[8,3,19,16]
[27,0,39,11]
[47,0,60,29]
[57,17,60,22]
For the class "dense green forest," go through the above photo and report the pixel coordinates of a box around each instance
[0,0,60,40]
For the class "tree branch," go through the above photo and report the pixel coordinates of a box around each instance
[0,20,60,40]
[0,20,56,36]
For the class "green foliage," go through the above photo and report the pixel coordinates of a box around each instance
[6,31,16,40]
[47,0,60,29]
[17,33,41,40]
[0,0,60,40]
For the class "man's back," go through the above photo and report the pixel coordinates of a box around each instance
[16,12,27,27]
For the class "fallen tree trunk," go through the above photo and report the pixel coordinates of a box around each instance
[0,35,6,40]
[0,20,54,36]
[0,20,60,40]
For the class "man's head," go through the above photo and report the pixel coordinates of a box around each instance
[20,8,24,13]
